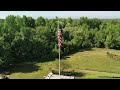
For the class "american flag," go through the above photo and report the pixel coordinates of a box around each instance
[58,24,62,48]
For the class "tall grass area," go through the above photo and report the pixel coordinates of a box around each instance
[4,48,120,79]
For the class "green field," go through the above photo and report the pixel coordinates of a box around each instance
[2,48,120,79]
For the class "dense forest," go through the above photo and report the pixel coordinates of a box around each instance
[0,15,120,69]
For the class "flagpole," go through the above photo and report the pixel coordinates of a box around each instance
[58,19,61,79]
[59,43,60,79]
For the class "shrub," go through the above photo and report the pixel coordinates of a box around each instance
[55,60,71,72]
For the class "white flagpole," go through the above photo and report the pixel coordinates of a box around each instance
[59,43,60,79]
[58,19,60,79]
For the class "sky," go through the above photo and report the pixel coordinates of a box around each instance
[0,11,120,19]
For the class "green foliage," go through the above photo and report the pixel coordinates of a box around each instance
[35,16,46,27]
[52,70,79,76]
[95,30,106,48]
[1,15,120,69]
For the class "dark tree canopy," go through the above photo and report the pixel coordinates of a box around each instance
[0,16,120,69]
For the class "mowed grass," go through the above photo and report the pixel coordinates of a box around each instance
[3,48,120,79]
[69,48,120,73]
[66,48,120,78]
[9,61,57,79]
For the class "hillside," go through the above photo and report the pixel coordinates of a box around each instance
[6,48,120,79]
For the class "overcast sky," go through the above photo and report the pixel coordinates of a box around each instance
[0,11,120,19]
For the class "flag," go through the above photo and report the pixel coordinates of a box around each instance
[58,24,62,48]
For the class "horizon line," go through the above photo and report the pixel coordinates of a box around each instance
[0,16,120,19]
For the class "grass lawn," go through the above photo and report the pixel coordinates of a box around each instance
[1,48,120,79]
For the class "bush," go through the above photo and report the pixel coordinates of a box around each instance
[52,70,73,76]
[52,70,85,77]
[55,60,71,72]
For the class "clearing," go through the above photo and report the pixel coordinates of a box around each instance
[1,48,120,79]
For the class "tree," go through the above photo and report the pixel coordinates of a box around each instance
[2,15,120,69]
[35,16,46,26]
[95,30,106,48]
[79,17,89,26]
[27,17,35,28]
[67,17,73,24]
[22,15,29,27]
[15,16,23,30]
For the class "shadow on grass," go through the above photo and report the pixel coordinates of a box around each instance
[98,76,120,79]
[12,62,41,73]
[0,62,41,74]
[62,56,71,60]
[61,48,93,60]
[71,71,85,77]
[52,70,85,77]
[30,48,94,63]
[0,48,93,75]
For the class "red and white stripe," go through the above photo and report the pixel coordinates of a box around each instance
[58,30,62,48]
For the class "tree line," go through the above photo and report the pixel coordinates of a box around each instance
[0,15,120,68]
